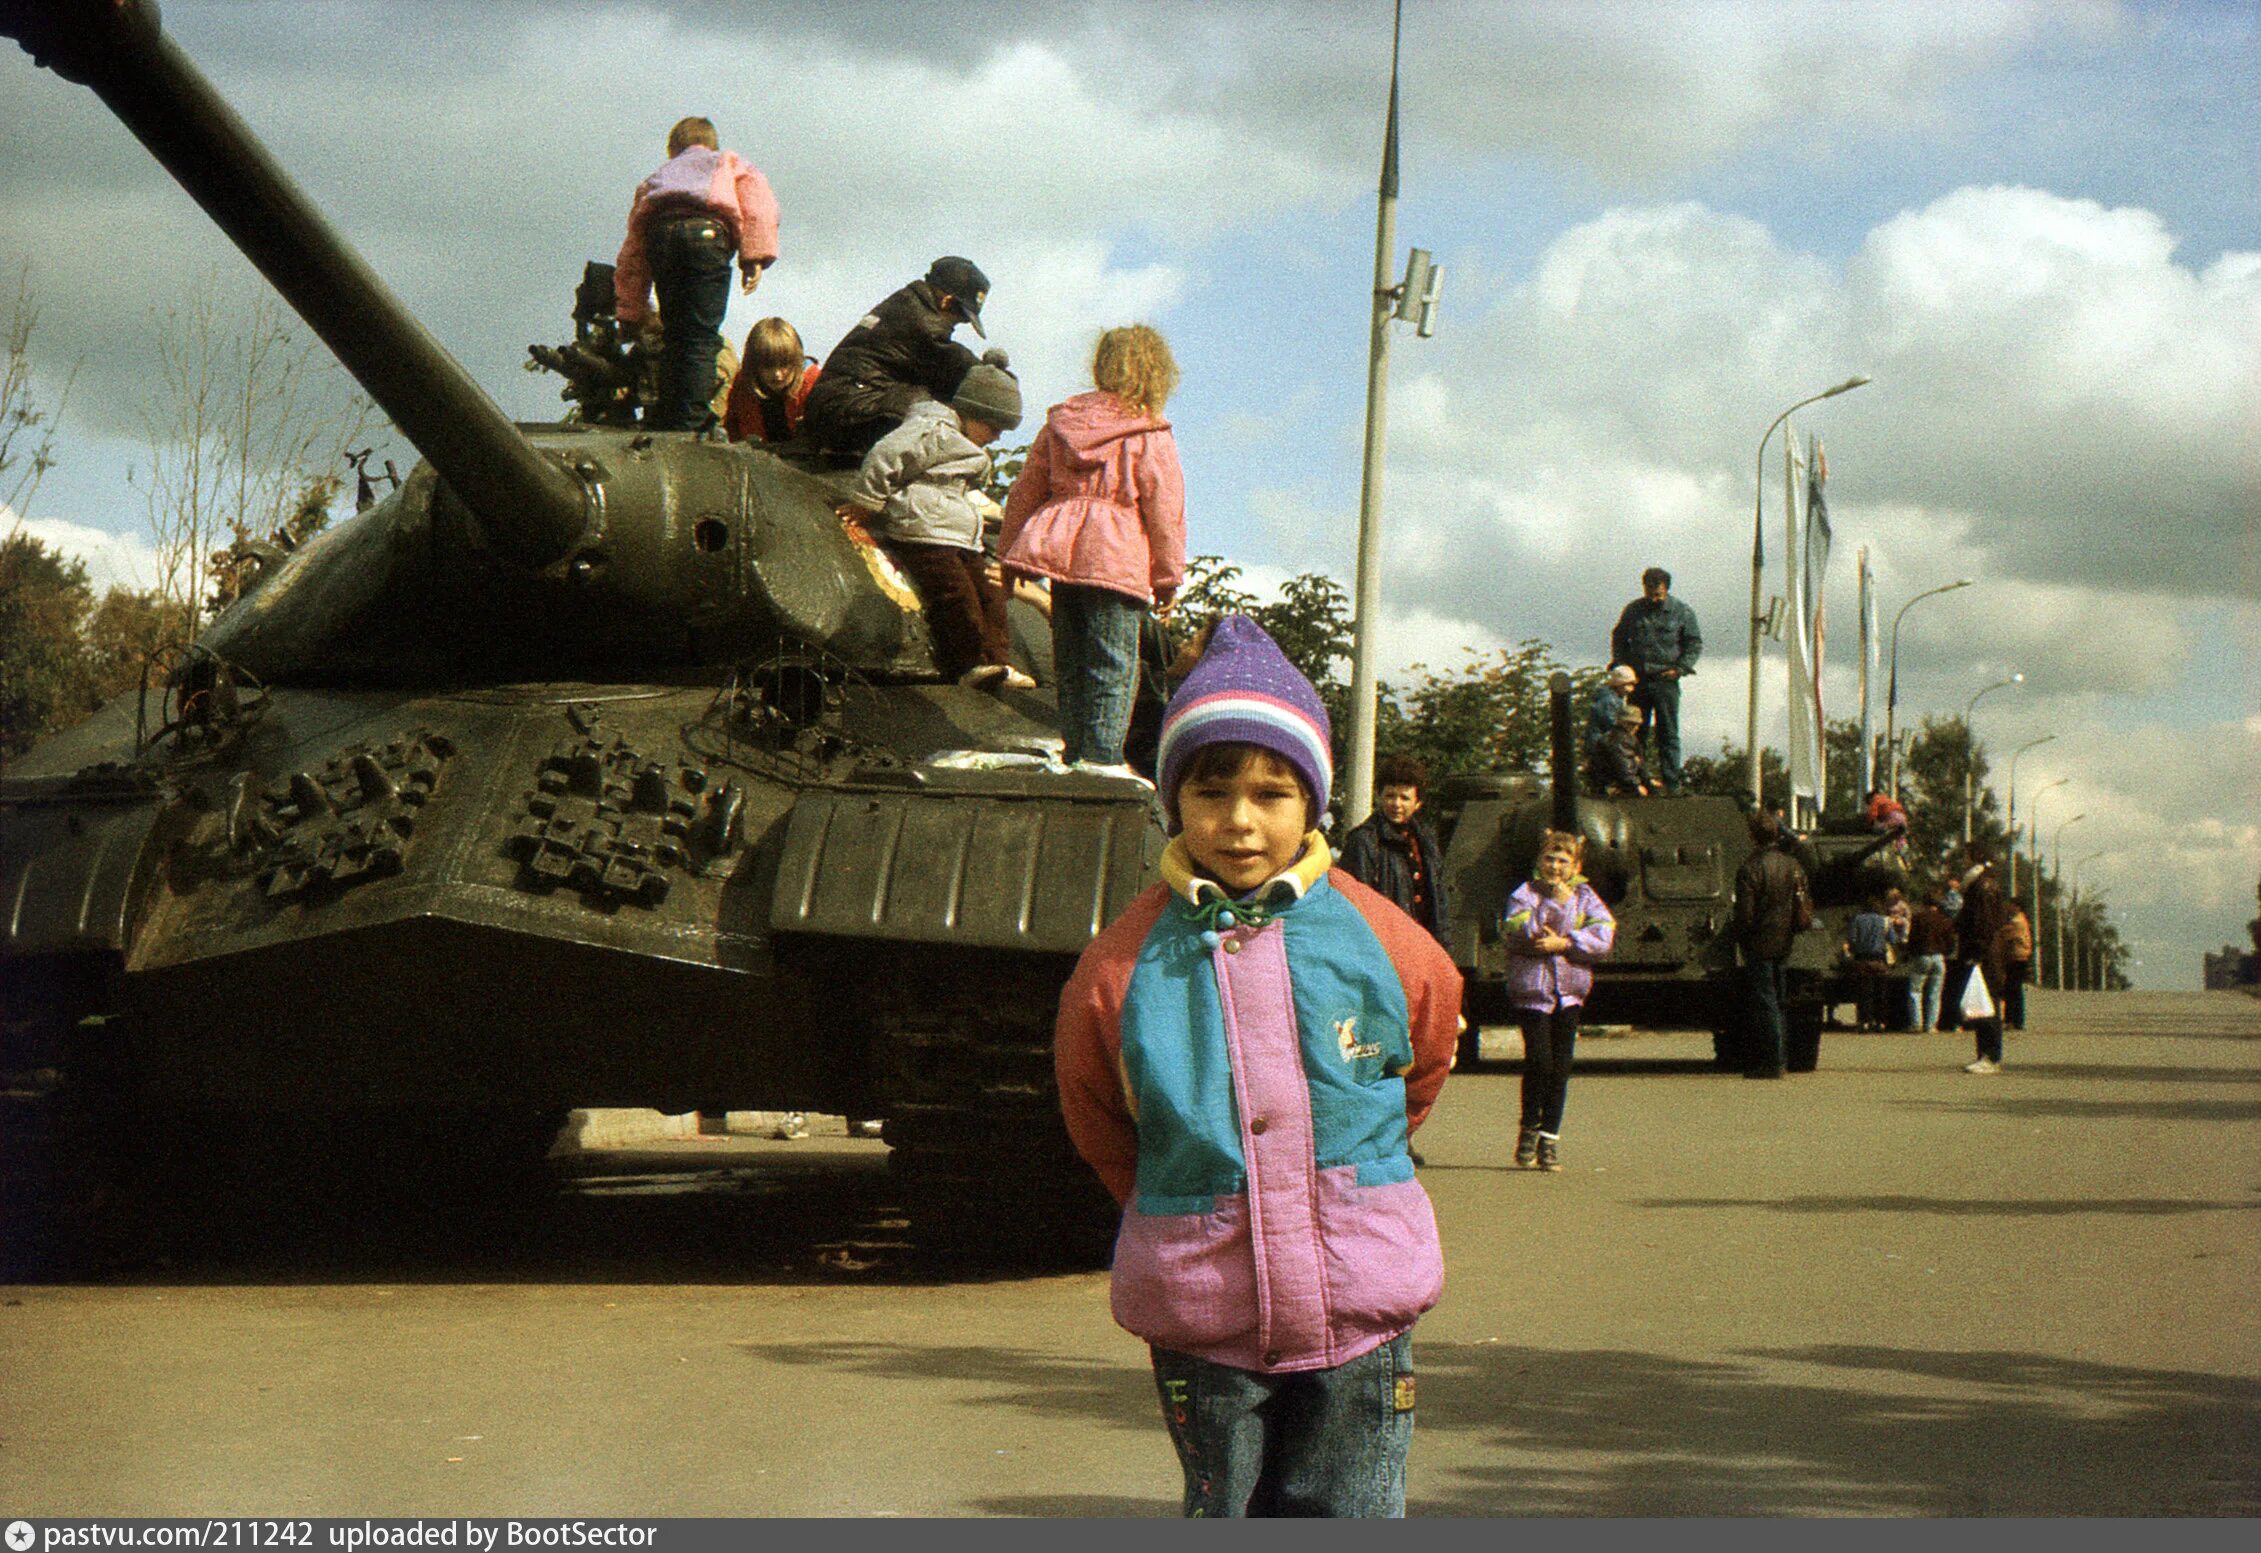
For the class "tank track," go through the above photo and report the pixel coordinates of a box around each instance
[870,955,1120,1266]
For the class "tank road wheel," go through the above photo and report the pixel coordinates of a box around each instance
[872,959,1121,1268]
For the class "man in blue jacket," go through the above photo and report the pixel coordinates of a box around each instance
[1610,566,1702,794]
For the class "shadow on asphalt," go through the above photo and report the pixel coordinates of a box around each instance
[721,1335,2261,1515]
[1635,1193,2260,1218]
[1900,1095,2261,1122]
[14,1143,1111,1289]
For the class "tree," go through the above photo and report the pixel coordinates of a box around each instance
[0,532,98,759]
[1376,645,1607,781]
[1,265,74,527]
[134,276,375,636]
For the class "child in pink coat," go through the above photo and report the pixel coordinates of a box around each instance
[1000,326,1186,773]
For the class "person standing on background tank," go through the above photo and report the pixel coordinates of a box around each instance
[1500,829,1616,1172]
[1339,755,1454,953]
[804,257,1002,456]
[1609,567,1702,794]
[615,116,779,432]
[1000,324,1186,777]
[1585,664,1637,760]
[1732,809,1809,1079]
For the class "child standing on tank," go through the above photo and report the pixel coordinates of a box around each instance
[999,324,1186,776]
[835,361,1034,689]
[614,116,779,432]
[1055,617,1462,1517]
[1501,829,1616,1172]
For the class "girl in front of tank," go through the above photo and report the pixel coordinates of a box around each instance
[1501,830,1616,1172]
[998,325,1186,776]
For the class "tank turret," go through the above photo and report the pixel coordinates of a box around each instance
[0,0,942,688]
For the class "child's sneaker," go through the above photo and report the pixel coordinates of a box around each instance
[998,666,1038,691]
[770,1111,809,1140]
[1514,1126,1540,1168]
[958,664,1007,689]
[1536,1133,1562,1172]
[1962,1058,2000,1074]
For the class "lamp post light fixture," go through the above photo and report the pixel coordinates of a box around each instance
[1745,374,1872,804]
[1885,578,1974,801]
[2026,777,2068,985]
[1961,673,2024,846]
[2050,811,2087,990]
[2004,733,2057,896]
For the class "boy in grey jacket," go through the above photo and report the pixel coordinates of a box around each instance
[837,363,1033,688]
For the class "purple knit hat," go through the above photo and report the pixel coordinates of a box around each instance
[1156,615,1333,830]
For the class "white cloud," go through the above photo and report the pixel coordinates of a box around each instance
[6,514,161,596]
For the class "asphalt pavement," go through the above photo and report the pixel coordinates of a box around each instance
[1,989,2254,1517]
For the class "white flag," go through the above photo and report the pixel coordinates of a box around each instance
[1783,424,1823,823]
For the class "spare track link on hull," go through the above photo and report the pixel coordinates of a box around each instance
[871,958,1119,1264]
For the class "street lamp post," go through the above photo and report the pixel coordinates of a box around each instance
[2026,778,2068,985]
[2070,849,2107,992]
[2051,812,2087,990]
[1961,674,2024,846]
[1885,578,1973,801]
[2004,734,2057,897]
[1745,374,1872,804]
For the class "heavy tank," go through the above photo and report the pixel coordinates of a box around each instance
[0,1,1150,1268]
[1435,676,1906,1071]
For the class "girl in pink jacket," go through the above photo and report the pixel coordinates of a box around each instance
[1000,326,1186,772]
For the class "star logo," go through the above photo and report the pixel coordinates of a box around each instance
[7,1521,35,1551]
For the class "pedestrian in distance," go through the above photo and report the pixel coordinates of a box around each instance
[1054,615,1462,1518]
[614,116,779,432]
[1955,854,2015,1072]
[1842,895,1894,1031]
[1905,890,1955,1031]
[1500,829,1616,1171]
[723,316,820,444]
[834,362,1034,690]
[1000,324,1187,777]
[804,256,999,456]
[1732,808,1811,1077]
[1609,566,1702,794]
[2001,903,2035,1030]
[1338,754,1454,954]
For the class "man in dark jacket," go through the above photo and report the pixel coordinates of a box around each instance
[1610,566,1702,794]
[803,256,993,456]
[1954,858,2015,1073]
[1338,755,1453,953]
[1732,809,1808,1078]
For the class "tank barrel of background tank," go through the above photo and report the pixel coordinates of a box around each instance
[1,0,588,570]
[1548,672,1578,833]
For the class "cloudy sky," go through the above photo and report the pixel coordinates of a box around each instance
[3,0,2254,988]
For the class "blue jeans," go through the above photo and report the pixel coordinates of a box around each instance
[1744,957,1788,1074]
[1908,953,1946,1030]
[646,212,733,431]
[1051,583,1144,766]
[1632,676,1684,791]
[1150,1332,1415,1517]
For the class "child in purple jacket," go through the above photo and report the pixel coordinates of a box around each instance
[1501,830,1616,1172]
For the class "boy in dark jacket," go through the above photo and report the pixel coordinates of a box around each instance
[1338,755,1453,953]
[1732,810,1809,1077]
[804,256,997,455]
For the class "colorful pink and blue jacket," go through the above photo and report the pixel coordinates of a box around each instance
[1055,834,1463,1374]
[614,146,781,325]
[1500,878,1615,1011]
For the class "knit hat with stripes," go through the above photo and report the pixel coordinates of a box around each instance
[1156,615,1333,831]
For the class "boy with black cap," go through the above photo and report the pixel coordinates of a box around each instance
[804,256,1003,455]
[1055,617,1462,1516]
[836,360,1032,689]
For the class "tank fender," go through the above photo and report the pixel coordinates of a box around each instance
[769,781,1162,955]
[0,777,169,958]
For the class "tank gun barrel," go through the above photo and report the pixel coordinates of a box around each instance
[3,0,587,569]
[1548,672,1579,833]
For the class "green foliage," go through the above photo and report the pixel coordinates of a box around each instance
[1377,646,1608,781]
[0,532,98,759]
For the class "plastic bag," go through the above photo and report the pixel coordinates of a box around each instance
[1960,970,1996,1022]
